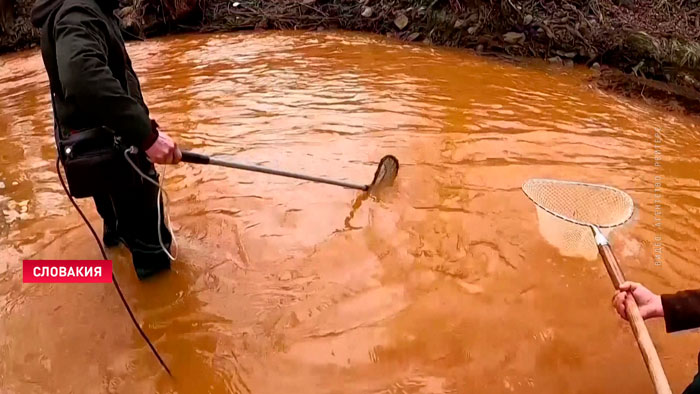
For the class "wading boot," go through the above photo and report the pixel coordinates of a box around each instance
[133,250,171,280]
[103,222,120,248]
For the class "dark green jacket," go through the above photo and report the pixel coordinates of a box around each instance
[662,290,700,333]
[31,0,157,149]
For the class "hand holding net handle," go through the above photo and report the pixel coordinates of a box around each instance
[597,243,673,394]
[521,179,670,393]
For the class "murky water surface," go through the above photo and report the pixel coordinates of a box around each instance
[1,31,700,393]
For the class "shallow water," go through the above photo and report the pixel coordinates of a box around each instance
[1,31,700,393]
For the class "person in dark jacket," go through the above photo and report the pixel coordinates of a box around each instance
[30,0,182,279]
[614,282,700,393]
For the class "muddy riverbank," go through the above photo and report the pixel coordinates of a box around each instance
[3,30,700,394]
[1,0,700,113]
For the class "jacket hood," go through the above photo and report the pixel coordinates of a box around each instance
[31,0,120,28]
[30,0,63,28]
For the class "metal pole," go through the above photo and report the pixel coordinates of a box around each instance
[208,158,368,191]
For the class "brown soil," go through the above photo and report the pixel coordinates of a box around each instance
[1,0,700,113]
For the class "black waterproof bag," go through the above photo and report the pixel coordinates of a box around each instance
[56,128,139,198]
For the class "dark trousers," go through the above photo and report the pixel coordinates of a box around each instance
[93,153,172,277]
[686,376,700,394]
[684,353,700,394]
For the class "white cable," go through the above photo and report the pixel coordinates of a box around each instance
[124,147,178,261]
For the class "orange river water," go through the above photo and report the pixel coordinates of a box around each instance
[1,30,700,394]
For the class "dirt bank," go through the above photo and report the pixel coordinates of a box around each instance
[1,0,700,112]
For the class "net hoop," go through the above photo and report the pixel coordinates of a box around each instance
[368,155,399,193]
[522,178,634,229]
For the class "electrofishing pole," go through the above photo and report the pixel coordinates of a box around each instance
[179,150,400,193]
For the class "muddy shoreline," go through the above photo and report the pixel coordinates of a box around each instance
[1,0,699,113]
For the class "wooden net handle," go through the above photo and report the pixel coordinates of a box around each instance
[598,243,672,394]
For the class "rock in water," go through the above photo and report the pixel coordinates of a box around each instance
[555,50,576,58]
[394,14,409,30]
[361,6,373,17]
[503,32,525,44]
[548,56,562,64]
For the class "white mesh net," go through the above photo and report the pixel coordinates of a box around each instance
[535,206,599,260]
[522,179,634,228]
[523,179,634,259]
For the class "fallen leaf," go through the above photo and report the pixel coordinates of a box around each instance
[361,6,372,17]
[503,32,525,44]
[394,14,409,30]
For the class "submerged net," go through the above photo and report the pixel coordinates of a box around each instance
[522,178,634,259]
[534,205,600,260]
[368,155,399,194]
[522,178,634,228]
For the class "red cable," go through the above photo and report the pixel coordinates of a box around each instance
[55,158,172,376]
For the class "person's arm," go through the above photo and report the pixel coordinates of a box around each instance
[54,7,181,163]
[54,6,156,150]
[661,290,700,333]
[613,282,700,333]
